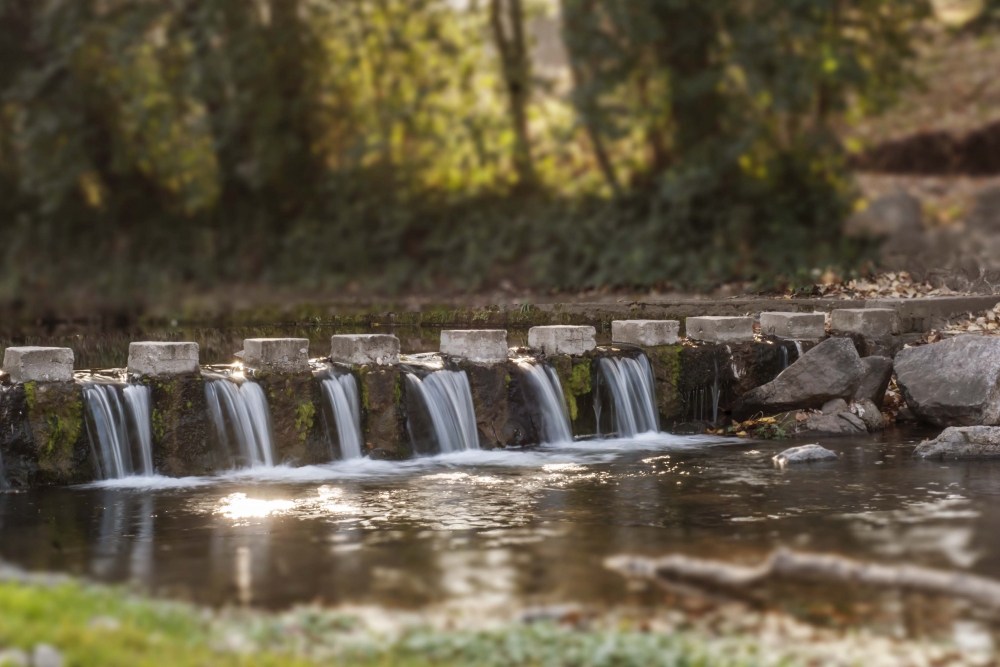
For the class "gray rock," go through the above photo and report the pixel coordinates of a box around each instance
[31,645,62,667]
[802,412,868,436]
[895,336,1000,426]
[0,649,28,666]
[914,426,1000,459]
[330,334,400,366]
[686,316,755,343]
[830,309,900,337]
[773,444,838,466]
[127,342,200,377]
[528,326,596,356]
[242,338,310,374]
[969,186,1000,234]
[822,398,848,415]
[732,338,864,421]
[854,356,893,407]
[844,191,922,239]
[759,312,826,340]
[851,398,884,432]
[612,320,679,346]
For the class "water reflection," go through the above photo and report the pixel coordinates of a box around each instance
[6,427,1000,627]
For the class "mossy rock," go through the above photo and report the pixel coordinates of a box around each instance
[456,360,512,449]
[144,374,216,476]
[552,353,598,437]
[254,372,328,465]
[355,365,409,459]
[0,382,90,487]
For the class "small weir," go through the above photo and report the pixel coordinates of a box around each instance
[595,355,660,437]
[518,361,572,443]
[405,370,480,453]
[321,372,363,460]
[204,378,276,467]
[83,383,154,479]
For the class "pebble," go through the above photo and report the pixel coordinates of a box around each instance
[31,645,63,667]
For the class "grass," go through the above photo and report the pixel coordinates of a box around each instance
[0,578,764,667]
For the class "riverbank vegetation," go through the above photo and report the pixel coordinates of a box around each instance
[0,1,958,312]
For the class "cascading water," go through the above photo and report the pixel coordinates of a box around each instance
[321,373,363,459]
[405,370,479,453]
[780,346,789,371]
[204,378,275,467]
[596,355,660,438]
[794,341,805,359]
[84,383,153,479]
[518,361,572,444]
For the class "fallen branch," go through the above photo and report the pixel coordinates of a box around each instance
[606,548,1000,610]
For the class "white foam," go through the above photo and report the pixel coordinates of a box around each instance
[76,475,213,490]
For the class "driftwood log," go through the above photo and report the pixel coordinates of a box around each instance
[606,548,1000,610]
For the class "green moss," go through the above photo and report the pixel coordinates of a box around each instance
[25,383,83,470]
[294,400,316,443]
[24,381,37,410]
[563,362,592,422]
[655,345,683,387]
[356,367,371,412]
[151,408,165,443]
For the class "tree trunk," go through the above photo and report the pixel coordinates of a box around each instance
[490,0,535,188]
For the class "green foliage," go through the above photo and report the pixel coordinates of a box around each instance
[0,0,933,302]
[295,400,316,443]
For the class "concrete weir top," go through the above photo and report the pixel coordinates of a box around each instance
[440,330,508,364]
[760,312,826,341]
[528,325,596,356]
[612,320,679,347]
[243,338,310,374]
[127,342,200,377]
[330,334,400,366]
[686,316,755,344]
[2,346,74,383]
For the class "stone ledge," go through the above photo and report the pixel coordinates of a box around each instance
[686,317,755,343]
[128,342,200,377]
[612,320,679,346]
[330,334,400,366]
[440,330,507,363]
[2,347,74,383]
[243,338,310,374]
[528,326,596,356]
[760,312,825,340]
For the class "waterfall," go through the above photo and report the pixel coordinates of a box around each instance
[597,355,659,438]
[322,373,363,459]
[405,370,479,453]
[779,346,789,371]
[710,358,720,426]
[204,379,275,467]
[518,361,572,444]
[123,385,153,476]
[84,383,153,479]
[794,341,804,359]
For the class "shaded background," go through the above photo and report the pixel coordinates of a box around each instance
[1,0,998,321]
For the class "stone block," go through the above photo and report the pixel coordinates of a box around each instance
[760,312,826,340]
[330,334,400,366]
[830,308,900,337]
[440,330,508,363]
[127,342,200,377]
[243,338,310,374]
[612,320,680,346]
[528,326,596,356]
[685,317,755,343]
[2,347,74,383]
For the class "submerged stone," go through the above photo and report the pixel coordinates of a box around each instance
[2,347,74,383]
[685,317,754,344]
[127,342,200,378]
[773,444,838,466]
[895,336,1000,427]
[732,338,864,422]
[330,334,400,366]
[243,338,310,374]
[914,426,1000,458]
[760,312,825,340]
[528,326,596,356]
[612,320,679,347]
[441,330,508,364]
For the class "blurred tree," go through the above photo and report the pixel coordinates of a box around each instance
[490,0,536,188]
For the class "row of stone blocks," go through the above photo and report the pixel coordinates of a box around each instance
[1,309,901,381]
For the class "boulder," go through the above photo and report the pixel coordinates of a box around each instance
[732,338,864,421]
[851,398,884,432]
[895,336,1000,427]
[854,356,893,407]
[913,426,1000,459]
[844,191,922,239]
[801,411,868,436]
[773,444,838,466]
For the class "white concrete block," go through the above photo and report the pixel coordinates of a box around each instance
[243,338,310,374]
[760,312,826,340]
[127,342,200,377]
[528,326,596,356]
[2,347,74,383]
[330,334,400,366]
[686,316,755,343]
[830,309,900,337]
[611,320,680,346]
[440,330,508,363]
